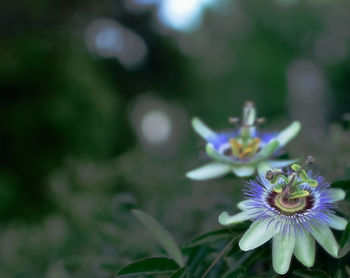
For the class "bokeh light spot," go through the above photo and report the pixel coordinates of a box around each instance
[85,18,147,68]
[141,109,172,144]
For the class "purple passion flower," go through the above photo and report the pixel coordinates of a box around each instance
[219,163,347,275]
[186,102,301,179]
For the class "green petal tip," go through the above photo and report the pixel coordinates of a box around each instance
[192,117,216,140]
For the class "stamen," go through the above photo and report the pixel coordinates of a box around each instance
[229,138,261,159]
[306,155,316,165]
[229,139,242,157]
[266,161,319,201]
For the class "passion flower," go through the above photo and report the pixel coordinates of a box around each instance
[186,102,301,179]
[219,163,347,275]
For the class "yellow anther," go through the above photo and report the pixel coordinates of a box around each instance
[229,139,242,157]
[230,137,261,159]
[240,146,254,158]
[240,138,261,158]
[247,138,261,149]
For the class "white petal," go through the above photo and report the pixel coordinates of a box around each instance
[329,188,346,202]
[192,117,216,140]
[310,224,339,258]
[328,215,348,230]
[294,231,315,267]
[257,162,272,177]
[275,121,301,148]
[254,139,279,160]
[218,211,252,226]
[231,165,255,177]
[186,162,231,180]
[272,233,295,275]
[239,221,277,251]
[237,200,251,211]
[266,159,298,169]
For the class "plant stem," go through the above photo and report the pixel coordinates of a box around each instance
[201,237,236,278]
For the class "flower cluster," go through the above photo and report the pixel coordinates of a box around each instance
[186,102,348,275]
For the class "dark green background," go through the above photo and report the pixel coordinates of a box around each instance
[1,0,350,277]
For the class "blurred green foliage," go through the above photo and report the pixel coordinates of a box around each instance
[1,0,350,277]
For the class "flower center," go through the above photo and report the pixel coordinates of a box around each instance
[267,191,313,216]
[224,137,261,159]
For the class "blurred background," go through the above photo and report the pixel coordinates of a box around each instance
[1,0,350,277]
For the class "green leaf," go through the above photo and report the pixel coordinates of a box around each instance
[169,267,186,278]
[183,228,233,248]
[223,266,247,278]
[201,237,236,278]
[186,245,209,275]
[292,269,331,278]
[132,209,185,266]
[115,257,180,277]
[338,222,350,257]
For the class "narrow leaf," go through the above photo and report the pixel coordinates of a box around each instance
[132,209,185,266]
[183,228,241,248]
[293,269,331,278]
[169,267,186,278]
[202,238,236,278]
[115,257,179,277]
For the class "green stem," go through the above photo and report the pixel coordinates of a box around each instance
[201,237,236,278]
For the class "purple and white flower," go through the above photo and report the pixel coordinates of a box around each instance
[219,163,347,275]
[186,102,301,179]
